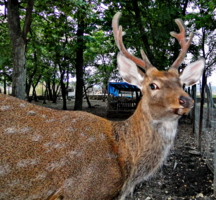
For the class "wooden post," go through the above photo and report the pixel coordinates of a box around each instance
[192,85,197,134]
[214,140,216,197]
[198,70,206,151]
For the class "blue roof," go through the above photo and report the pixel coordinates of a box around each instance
[108,82,140,97]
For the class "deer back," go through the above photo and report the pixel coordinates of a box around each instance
[0,94,126,199]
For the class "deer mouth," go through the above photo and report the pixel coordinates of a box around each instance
[172,107,192,116]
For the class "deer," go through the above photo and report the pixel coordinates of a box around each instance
[0,12,204,200]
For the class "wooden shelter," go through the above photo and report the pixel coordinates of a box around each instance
[107,82,141,118]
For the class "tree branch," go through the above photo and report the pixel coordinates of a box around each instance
[22,0,34,40]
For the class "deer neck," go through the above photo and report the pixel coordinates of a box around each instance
[113,101,179,199]
[131,99,179,140]
[112,100,178,177]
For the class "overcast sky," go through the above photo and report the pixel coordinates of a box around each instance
[207,70,216,86]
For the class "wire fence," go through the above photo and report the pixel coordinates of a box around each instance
[191,84,216,195]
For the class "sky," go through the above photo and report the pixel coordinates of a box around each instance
[207,70,216,86]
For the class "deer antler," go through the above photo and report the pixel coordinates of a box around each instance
[170,19,194,70]
[112,12,153,70]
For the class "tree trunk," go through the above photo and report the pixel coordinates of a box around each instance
[206,83,215,108]
[83,85,92,108]
[7,0,26,99]
[33,89,38,102]
[102,84,107,102]
[3,76,7,94]
[11,40,26,99]
[60,73,67,110]
[46,79,52,101]
[74,17,85,110]
[7,0,34,99]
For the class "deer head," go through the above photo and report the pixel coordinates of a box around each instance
[112,12,204,120]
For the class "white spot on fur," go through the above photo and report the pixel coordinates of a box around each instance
[85,127,91,131]
[0,105,11,111]
[70,151,78,155]
[64,178,75,189]
[69,150,82,158]
[46,159,66,172]
[27,110,37,116]
[72,119,77,123]
[17,158,39,168]
[35,172,47,180]
[31,134,43,142]
[53,143,66,149]
[46,190,54,196]
[4,127,17,134]
[80,132,86,137]
[19,103,26,108]
[0,164,11,176]
[44,142,52,148]
[52,132,61,138]
[66,127,76,132]
[19,127,31,134]
[100,133,106,140]
[43,142,66,152]
[45,119,56,123]
[87,136,95,142]
[107,153,118,159]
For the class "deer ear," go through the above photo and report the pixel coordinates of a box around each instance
[180,58,205,86]
[117,53,144,89]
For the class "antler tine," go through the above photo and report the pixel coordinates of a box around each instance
[112,12,121,49]
[112,12,152,70]
[170,19,194,70]
[140,49,152,66]
[118,26,150,69]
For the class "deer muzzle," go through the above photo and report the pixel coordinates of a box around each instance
[179,96,194,108]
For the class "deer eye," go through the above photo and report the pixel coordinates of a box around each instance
[149,83,159,90]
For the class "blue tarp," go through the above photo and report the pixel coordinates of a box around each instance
[108,82,140,97]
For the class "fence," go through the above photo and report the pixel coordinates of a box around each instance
[191,84,216,195]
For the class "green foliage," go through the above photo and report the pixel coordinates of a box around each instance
[0,0,215,95]
[0,12,12,84]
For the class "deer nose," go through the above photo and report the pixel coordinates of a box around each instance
[179,96,194,108]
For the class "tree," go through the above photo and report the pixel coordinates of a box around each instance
[6,0,34,99]
[74,9,85,110]
[84,30,120,100]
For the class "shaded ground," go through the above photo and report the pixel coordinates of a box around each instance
[32,99,214,199]
[127,122,214,200]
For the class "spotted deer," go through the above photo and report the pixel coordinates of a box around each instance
[0,12,204,200]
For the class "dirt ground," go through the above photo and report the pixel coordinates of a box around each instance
[126,121,214,200]
[32,99,214,200]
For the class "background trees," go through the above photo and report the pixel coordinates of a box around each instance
[0,0,215,110]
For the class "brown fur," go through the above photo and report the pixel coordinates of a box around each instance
[0,75,191,200]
